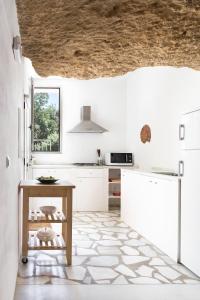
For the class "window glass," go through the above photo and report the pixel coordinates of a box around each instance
[32,87,60,152]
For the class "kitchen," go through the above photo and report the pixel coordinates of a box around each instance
[1,1,200,299]
[16,65,200,285]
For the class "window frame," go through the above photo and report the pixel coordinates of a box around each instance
[31,86,62,154]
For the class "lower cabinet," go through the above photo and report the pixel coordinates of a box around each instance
[121,170,180,261]
[32,167,108,211]
[75,176,108,211]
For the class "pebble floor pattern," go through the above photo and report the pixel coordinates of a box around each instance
[17,211,200,285]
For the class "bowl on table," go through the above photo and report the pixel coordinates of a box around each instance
[37,176,59,184]
[40,205,57,215]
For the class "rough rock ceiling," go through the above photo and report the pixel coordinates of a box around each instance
[16,0,200,79]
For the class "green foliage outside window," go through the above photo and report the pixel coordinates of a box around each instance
[32,88,60,152]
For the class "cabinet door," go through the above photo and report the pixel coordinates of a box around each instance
[121,171,142,229]
[76,177,107,211]
[121,170,133,225]
[32,168,58,178]
[145,178,179,261]
[121,171,179,261]
[181,109,200,150]
[181,151,200,275]
[136,176,154,238]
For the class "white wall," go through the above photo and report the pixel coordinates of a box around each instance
[126,67,200,171]
[0,0,24,299]
[32,76,127,164]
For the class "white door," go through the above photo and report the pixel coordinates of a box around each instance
[181,150,200,275]
[181,109,200,150]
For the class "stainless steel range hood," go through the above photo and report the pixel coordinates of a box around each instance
[68,106,108,133]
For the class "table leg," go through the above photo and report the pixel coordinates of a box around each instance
[22,190,29,259]
[62,196,67,244]
[66,189,72,265]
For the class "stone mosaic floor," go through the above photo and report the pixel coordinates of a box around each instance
[17,211,200,285]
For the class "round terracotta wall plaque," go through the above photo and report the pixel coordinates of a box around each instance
[140,124,151,143]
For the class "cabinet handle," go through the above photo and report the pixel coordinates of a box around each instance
[179,124,185,140]
[178,160,184,176]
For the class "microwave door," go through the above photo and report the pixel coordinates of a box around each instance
[111,153,129,164]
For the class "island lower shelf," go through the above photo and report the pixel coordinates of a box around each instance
[28,231,66,250]
[28,209,67,223]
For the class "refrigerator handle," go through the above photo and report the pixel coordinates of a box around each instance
[178,160,184,176]
[179,124,185,140]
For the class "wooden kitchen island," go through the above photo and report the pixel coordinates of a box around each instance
[20,180,75,265]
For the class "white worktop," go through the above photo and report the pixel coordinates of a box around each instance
[31,164,135,169]
[121,168,180,181]
[31,164,180,180]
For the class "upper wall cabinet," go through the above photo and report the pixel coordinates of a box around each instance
[180,109,200,150]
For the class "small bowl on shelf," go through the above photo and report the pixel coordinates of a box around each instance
[109,178,120,183]
[40,206,57,215]
[113,192,121,196]
[37,227,55,242]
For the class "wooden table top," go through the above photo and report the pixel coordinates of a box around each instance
[20,180,75,189]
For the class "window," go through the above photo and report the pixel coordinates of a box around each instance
[31,87,61,152]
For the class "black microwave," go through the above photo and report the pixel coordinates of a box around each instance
[105,153,133,166]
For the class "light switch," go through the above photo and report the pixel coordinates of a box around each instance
[6,156,11,168]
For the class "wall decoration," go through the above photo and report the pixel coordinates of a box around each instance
[140,124,151,143]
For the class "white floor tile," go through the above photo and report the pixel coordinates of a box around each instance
[65,266,86,281]
[115,265,136,277]
[88,266,118,280]
[86,256,119,267]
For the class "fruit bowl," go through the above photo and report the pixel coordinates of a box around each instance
[37,176,58,184]
[40,206,57,215]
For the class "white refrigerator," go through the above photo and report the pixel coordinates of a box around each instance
[180,108,200,276]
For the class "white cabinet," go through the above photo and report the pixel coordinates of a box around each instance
[74,169,108,211]
[181,151,200,275]
[121,170,179,261]
[32,168,73,181]
[121,170,141,228]
[31,167,108,211]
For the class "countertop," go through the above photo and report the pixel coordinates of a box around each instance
[31,164,135,169]
[31,164,180,180]
[120,168,181,181]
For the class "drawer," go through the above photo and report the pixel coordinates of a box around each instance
[32,168,74,180]
[76,168,106,178]
[33,169,57,178]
